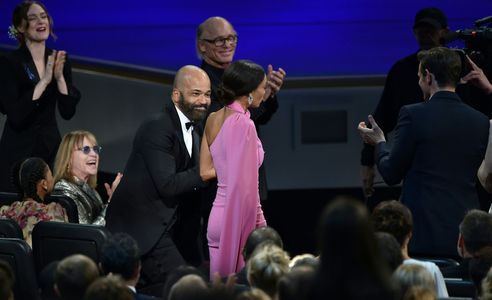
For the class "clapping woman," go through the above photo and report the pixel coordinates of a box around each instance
[0,1,80,192]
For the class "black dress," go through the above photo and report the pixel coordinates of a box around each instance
[0,45,80,191]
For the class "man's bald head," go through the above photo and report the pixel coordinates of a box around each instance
[196,17,237,68]
[171,65,211,122]
[173,65,209,90]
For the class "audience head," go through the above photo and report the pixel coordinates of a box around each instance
[39,260,59,300]
[54,130,100,188]
[11,1,55,44]
[393,264,435,298]
[372,200,413,247]
[375,232,404,272]
[168,274,208,300]
[172,65,211,122]
[196,17,237,68]
[236,288,271,300]
[277,265,316,300]
[54,254,100,300]
[243,226,283,262]
[100,232,140,284]
[217,60,266,107]
[162,265,206,300]
[413,7,448,50]
[403,286,437,300]
[458,209,492,257]
[312,196,396,299]
[83,274,132,300]
[246,243,290,298]
[0,260,14,300]
[288,253,318,270]
[12,157,53,202]
[417,47,462,95]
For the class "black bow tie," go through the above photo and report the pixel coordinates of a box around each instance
[185,121,195,130]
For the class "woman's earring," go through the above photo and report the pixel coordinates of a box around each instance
[248,94,254,105]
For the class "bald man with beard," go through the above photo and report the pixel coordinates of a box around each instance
[106,65,211,295]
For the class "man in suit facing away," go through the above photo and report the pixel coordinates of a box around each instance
[358,47,490,257]
[106,65,211,295]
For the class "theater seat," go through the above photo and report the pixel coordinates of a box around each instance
[445,278,476,298]
[0,218,23,239]
[31,221,109,278]
[0,238,40,300]
[0,192,21,207]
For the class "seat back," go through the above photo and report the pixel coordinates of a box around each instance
[32,221,109,278]
[46,194,79,223]
[445,279,476,298]
[0,238,40,300]
[0,218,23,239]
[0,192,21,207]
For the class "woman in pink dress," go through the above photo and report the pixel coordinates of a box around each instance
[200,60,268,277]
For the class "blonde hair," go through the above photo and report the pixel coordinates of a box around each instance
[247,243,290,298]
[54,130,98,188]
[393,264,436,297]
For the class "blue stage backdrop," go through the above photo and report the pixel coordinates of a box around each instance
[0,1,490,76]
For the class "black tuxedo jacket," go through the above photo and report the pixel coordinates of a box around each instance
[106,103,203,255]
[376,91,489,256]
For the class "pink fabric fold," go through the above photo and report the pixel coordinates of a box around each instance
[208,101,266,277]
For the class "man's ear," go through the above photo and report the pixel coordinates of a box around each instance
[198,40,207,54]
[425,69,433,86]
[171,88,180,104]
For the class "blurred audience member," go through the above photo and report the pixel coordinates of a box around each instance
[162,266,206,300]
[372,200,448,297]
[168,274,208,300]
[236,288,271,300]
[375,232,404,272]
[308,196,397,300]
[54,254,100,300]
[277,265,316,300]
[246,243,290,298]
[237,226,283,285]
[84,275,133,300]
[0,260,14,300]
[394,264,436,299]
[100,232,156,299]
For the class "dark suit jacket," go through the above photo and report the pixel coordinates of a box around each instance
[106,103,204,256]
[0,45,80,191]
[375,91,489,256]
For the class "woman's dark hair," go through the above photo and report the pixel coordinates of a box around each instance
[217,60,265,105]
[309,196,397,300]
[12,1,56,44]
[11,157,49,202]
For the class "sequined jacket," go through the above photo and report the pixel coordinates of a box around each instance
[52,178,106,225]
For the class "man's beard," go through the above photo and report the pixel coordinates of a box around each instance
[178,95,209,122]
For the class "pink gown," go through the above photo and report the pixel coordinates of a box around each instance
[207,101,267,278]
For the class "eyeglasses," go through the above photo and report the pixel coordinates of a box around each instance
[201,35,238,47]
[77,145,102,155]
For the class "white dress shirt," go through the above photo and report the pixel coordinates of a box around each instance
[175,105,193,157]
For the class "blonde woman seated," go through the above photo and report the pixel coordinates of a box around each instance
[52,130,122,225]
[247,243,290,298]
[0,157,67,246]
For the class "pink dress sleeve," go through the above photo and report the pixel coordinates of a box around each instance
[217,114,264,274]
